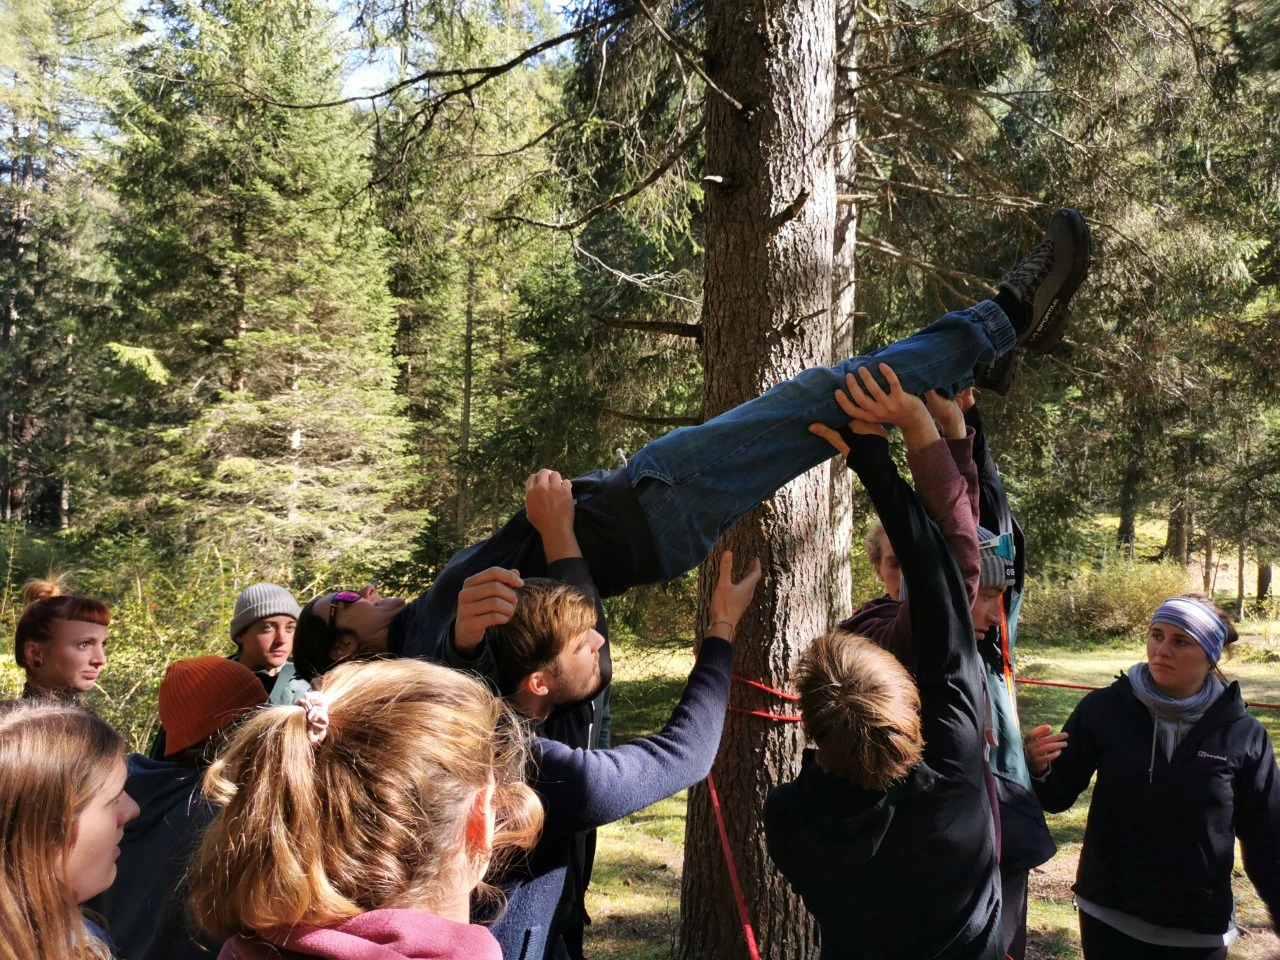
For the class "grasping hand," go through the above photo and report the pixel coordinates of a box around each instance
[707,551,763,642]
[526,469,581,562]
[454,567,524,653]
[924,390,966,440]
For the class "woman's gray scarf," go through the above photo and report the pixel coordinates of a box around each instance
[1127,663,1225,781]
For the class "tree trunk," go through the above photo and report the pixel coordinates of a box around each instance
[1202,538,1214,593]
[826,0,857,618]
[456,256,477,532]
[1116,456,1142,554]
[1237,538,1247,622]
[1163,499,1190,566]
[1258,564,1272,602]
[677,2,836,958]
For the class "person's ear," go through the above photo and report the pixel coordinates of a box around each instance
[328,632,360,663]
[523,670,552,699]
[22,641,43,669]
[466,784,496,861]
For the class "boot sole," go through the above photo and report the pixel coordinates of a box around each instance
[1020,209,1092,354]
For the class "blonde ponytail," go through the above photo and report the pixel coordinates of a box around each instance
[190,658,543,940]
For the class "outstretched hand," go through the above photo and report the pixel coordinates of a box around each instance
[707,551,763,642]
[1025,723,1069,776]
[808,364,938,456]
[809,418,886,457]
[924,390,966,441]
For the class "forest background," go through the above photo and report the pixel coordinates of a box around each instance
[2,0,1280,956]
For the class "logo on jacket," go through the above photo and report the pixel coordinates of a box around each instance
[1197,750,1228,762]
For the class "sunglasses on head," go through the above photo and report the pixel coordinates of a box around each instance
[327,591,363,642]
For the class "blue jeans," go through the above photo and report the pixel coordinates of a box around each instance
[627,300,1016,579]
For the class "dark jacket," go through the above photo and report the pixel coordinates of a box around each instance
[764,434,1002,960]
[840,432,980,668]
[389,467,658,755]
[968,408,1053,875]
[1032,675,1280,934]
[86,754,219,960]
[488,634,734,960]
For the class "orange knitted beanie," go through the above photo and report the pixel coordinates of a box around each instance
[159,656,266,755]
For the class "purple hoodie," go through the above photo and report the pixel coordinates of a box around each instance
[217,909,501,960]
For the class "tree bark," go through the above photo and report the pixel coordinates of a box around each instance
[456,256,477,532]
[677,1,836,958]
[1237,538,1247,622]
[1116,456,1142,555]
[1202,538,1214,593]
[1258,564,1272,602]
[826,0,857,619]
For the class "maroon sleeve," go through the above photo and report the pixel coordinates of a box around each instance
[907,434,980,608]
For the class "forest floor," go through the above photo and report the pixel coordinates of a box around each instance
[583,621,1280,960]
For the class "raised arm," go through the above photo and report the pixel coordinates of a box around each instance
[534,552,760,836]
[811,364,984,768]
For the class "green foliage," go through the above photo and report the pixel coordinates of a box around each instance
[1021,558,1194,643]
[108,0,422,577]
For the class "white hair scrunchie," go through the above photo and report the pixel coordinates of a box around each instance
[296,690,331,746]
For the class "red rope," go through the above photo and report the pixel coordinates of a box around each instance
[707,771,762,960]
[1014,677,1280,711]
[1014,677,1102,693]
[731,674,800,702]
[728,705,803,722]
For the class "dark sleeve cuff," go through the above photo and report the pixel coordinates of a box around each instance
[844,433,891,470]
[547,556,595,592]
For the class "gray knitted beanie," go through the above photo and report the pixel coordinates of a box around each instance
[976,525,1017,591]
[230,583,302,640]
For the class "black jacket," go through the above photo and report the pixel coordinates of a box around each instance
[85,754,219,960]
[389,467,658,754]
[1033,674,1280,934]
[764,435,1002,960]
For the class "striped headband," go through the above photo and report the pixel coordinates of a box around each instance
[1150,597,1229,664]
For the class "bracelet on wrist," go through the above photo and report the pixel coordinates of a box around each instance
[710,619,736,633]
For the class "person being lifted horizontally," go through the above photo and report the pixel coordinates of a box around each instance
[290,208,1091,704]
[765,364,1003,960]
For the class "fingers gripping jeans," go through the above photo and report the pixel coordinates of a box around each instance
[626,300,1016,580]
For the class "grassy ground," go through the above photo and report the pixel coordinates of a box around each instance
[584,624,1280,960]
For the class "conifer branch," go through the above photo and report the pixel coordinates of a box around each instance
[492,118,706,231]
[597,316,703,340]
[603,407,700,427]
[227,8,637,110]
[634,0,743,112]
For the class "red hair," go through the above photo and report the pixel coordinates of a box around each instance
[13,577,110,672]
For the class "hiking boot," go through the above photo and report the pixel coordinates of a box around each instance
[973,349,1020,396]
[1002,208,1091,354]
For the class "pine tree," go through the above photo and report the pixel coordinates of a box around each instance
[110,0,419,578]
[0,0,130,528]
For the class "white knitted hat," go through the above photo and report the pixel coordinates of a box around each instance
[230,583,302,640]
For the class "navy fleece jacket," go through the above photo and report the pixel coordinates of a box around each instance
[487,633,733,960]
[85,754,219,960]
